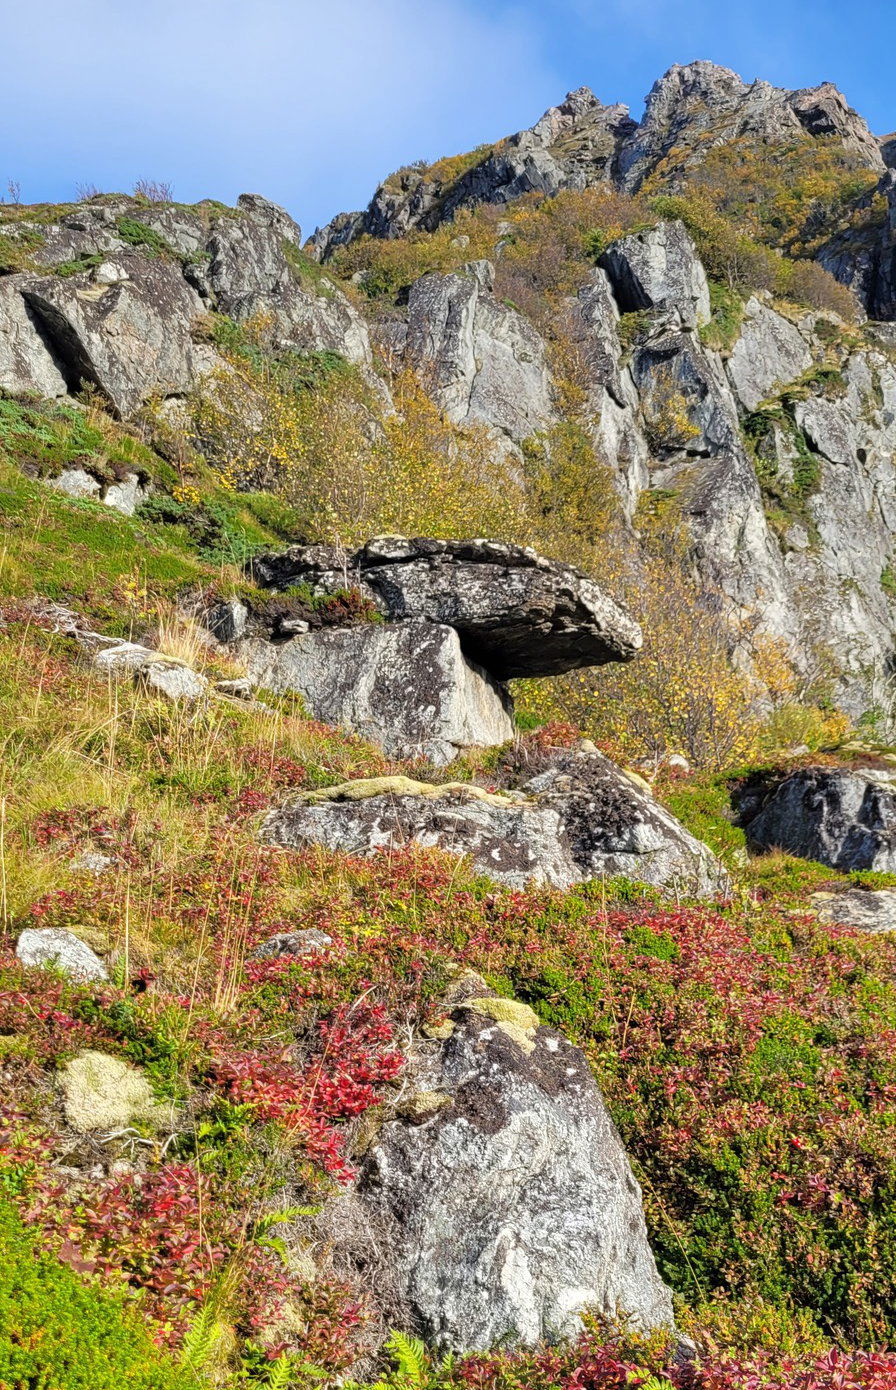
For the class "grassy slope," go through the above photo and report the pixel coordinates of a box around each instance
[3,414,896,1385]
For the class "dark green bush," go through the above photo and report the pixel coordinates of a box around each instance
[0,1197,198,1389]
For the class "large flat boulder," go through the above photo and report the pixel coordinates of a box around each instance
[743,766,896,871]
[243,620,513,765]
[812,887,896,932]
[350,977,674,1351]
[250,537,642,680]
[261,749,728,897]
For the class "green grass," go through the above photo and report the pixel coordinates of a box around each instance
[0,1197,199,1390]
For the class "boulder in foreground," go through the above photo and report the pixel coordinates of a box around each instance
[262,748,728,897]
[345,974,675,1351]
[243,620,513,765]
[743,766,896,871]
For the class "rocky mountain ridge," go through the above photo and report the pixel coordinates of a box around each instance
[311,61,889,305]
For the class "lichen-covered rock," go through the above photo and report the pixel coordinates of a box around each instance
[351,982,674,1351]
[58,1050,167,1133]
[243,620,513,765]
[16,927,108,981]
[250,537,642,680]
[725,298,814,411]
[743,767,896,871]
[262,750,728,897]
[812,887,896,932]
[23,252,209,416]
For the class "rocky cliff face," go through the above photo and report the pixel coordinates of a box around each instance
[0,192,372,415]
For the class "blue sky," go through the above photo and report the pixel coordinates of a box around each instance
[2,0,893,235]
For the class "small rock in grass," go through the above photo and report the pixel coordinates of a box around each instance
[59,1050,169,1133]
[16,927,108,982]
[138,661,209,703]
[253,929,334,960]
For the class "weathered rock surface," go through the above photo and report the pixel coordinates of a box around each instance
[600,221,710,329]
[351,977,674,1350]
[400,262,553,446]
[250,537,642,680]
[743,767,896,871]
[243,620,514,765]
[0,275,69,397]
[0,192,371,412]
[16,927,108,981]
[812,887,896,933]
[23,252,209,416]
[725,298,815,411]
[262,750,728,897]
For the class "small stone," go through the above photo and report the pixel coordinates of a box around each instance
[253,929,334,959]
[49,467,101,501]
[70,850,114,876]
[16,927,108,982]
[139,661,209,703]
[59,1050,168,1133]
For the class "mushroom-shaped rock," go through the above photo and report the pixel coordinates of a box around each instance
[16,927,108,982]
[250,538,642,680]
[352,982,674,1351]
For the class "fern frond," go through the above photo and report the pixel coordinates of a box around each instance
[179,1304,226,1372]
[385,1330,427,1385]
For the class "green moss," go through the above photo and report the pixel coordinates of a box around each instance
[0,1198,198,1389]
[283,240,334,297]
[699,281,745,352]
[53,252,105,278]
[115,216,173,258]
[0,225,44,273]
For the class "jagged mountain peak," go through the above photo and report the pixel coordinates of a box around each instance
[312,60,884,257]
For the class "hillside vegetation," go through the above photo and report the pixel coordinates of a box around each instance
[4,59,896,1390]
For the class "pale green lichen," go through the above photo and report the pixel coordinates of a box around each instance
[59,1050,170,1133]
[397,1090,453,1120]
[295,776,524,808]
[466,996,540,1033]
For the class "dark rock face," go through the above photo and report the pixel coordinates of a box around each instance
[742,767,896,871]
[261,748,728,897]
[250,536,642,680]
[353,984,675,1351]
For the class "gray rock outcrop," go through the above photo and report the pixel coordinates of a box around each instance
[351,978,674,1351]
[600,221,710,329]
[812,886,896,932]
[250,537,643,680]
[743,766,896,871]
[243,621,514,765]
[262,748,728,897]
[0,192,371,413]
[725,298,814,411]
[399,263,554,447]
[16,927,108,981]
